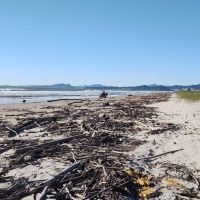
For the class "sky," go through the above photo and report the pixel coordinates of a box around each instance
[0,0,199,86]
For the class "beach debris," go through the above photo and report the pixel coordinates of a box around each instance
[137,148,184,161]
[103,102,110,106]
[0,93,199,199]
[164,178,183,188]
[8,116,58,137]
[126,168,155,198]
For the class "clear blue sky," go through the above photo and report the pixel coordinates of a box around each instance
[0,0,199,86]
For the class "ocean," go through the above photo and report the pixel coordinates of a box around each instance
[0,90,157,104]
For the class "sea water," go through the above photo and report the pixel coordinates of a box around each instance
[0,90,156,104]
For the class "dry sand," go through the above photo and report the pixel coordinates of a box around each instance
[134,94,200,170]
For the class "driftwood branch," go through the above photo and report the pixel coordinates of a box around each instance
[6,127,19,137]
[137,148,184,161]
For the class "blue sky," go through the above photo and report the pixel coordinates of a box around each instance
[0,0,199,86]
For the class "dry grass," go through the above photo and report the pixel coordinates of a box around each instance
[177,91,200,101]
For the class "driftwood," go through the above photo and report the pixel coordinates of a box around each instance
[39,162,81,200]
[15,134,84,154]
[137,148,184,161]
[83,179,130,199]
[47,98,83,103]
[8,116,58,137]
[6,127,19,137]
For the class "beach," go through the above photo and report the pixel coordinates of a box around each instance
[0,93,200,200]
[136,94,200,169]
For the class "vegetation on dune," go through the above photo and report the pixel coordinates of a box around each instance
[177,91,200,101]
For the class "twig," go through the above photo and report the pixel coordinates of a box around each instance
[137,148,184,161]
[6,127,19,138]
[83,179,129,199]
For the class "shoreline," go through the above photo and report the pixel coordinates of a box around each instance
[0,90,169,105]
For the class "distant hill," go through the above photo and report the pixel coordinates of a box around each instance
[0,83,199,91]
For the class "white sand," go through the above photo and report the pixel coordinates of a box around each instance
[134,94,200,170]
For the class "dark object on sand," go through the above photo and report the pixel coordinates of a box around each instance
[99,91,108,98]
[22,100,26,103]
[103,102,110,106]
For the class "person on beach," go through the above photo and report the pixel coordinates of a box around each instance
[99,91,108,98]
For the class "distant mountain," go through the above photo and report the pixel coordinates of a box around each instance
[0,83,199,91]
[84,84,105,88]
[52,83,72,88]
[127,85,170,91]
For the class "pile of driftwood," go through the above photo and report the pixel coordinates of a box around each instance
[1,93,198,200]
